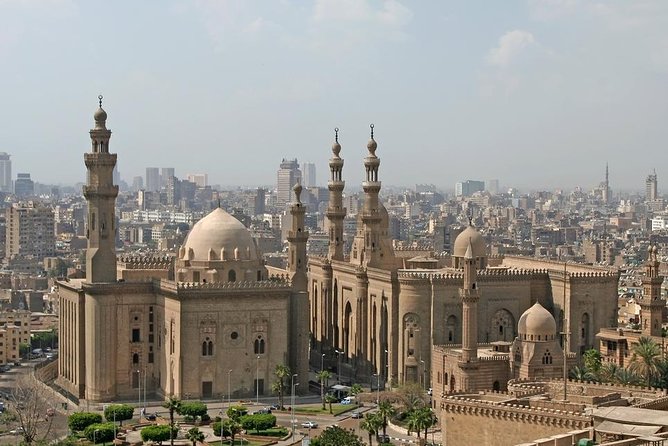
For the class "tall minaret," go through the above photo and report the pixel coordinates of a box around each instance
[287,183,309,289]
[639,245,663,337]
[351,124,385,268]
[84,96,119,283]
[460,239,480,363]
[287,183,309,391]
[326,128,346,261]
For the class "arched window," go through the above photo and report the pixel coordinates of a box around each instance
[202,337,213,356]
[132,353,139,364]
[228,270,236,282]
[202,341,207,356]
[542,350,552,365]
[254,335,265,354]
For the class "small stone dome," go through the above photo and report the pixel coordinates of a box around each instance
[182,208,258,262]
[453,224,486,258]
[518,302,557,339]
[94,107,107,123]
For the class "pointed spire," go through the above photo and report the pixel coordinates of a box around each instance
[367,123,377,155]
[464,237,474,260]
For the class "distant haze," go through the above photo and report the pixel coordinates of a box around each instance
[0,0,666,192]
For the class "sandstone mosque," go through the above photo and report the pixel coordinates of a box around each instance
[56,99,310,402]
[57,99,621,408]
[308,127,620,394]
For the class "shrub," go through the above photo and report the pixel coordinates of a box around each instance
[83,422,116,443]
[103,404,134,425]
[240,413,276,433]
[201,413,211,423]
[178,401,208,420]
[140,424,176,443]
[68,412,103,432]
[212,421,222,437]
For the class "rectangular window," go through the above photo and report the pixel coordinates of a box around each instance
[149,334,154,343]
[149,324,154,333]
[148,353,154,364]
[149,306,154,323]
[132,328,140,343]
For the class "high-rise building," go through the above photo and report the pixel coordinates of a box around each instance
[145,167,160,192]
[161,167,175,188]
[646,170,658,201]
[302,162,316,188]
[277,159,301,206]
[455,180,485,197]
[187,173,208,188]
[132,176,144,192]
[486,179,499,195]
[0,153,11,193]
[14,173,34,198]
[5,201,55,262]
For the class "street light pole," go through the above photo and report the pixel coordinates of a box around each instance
[143,368,147,413]
[420,360,426,391]
[291,374,299,439]
[227,369,232,409]
[372,373,379,405]
[256,355,260,405]
[335,349,342,384]
[136,370,141,419]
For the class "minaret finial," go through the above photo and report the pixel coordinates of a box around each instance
[98,95,103,107]
[217,198,221,208]
[335,127,339,143]
[370,123,374,139]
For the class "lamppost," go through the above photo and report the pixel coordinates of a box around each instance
[335,349,342,384]
[256,355,260,405]
[290,374,298,438]
[372,373,380,405]
[136,369,141,419]
[420,360,426,391]
[320,353,326,403]
[93,429,100,445]
[227,369,232,410]
[143,368,147,414]
[384,348,389,388]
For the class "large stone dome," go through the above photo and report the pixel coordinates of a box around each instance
[453,224,486,258]
[518,302,557,339]
[182,208,258,262]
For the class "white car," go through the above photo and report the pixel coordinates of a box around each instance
[301,421,318,428]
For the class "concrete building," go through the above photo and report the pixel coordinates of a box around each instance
[646,170,658,201]
[455,180,485,197]
[161,167,175,188]
[0,152,11,193]
[56,100,310,402]
[14,173,34,198]
[0,310,31,366]
[145,167,160,192]
[186,173,207,188]
[302,162,316,188]
[5,201,55,263]
[277,159,301,207]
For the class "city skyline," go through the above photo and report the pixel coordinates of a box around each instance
[1,1,667,190]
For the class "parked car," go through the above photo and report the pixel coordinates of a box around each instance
[145,413,157,421]
[254,407,272,414]
[341,396,356,405]
[269,404,280,410]
[351,411,363,419]
[301,421,318,428]
[377,433,391,443]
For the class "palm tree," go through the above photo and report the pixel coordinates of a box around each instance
[316,370,332,410]
[185,427,204,446]
[162,396,182,446]
[325,393,338,414]
[599,362,620,383]
[614,367,641,386]
[274,364,291,409]
[569,365,595,382]
[406,407,432,440]
[360,413,383,446]
[377,401,396,438]
[630,337,662,386]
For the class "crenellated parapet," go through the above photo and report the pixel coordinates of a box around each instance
[117,255,173,270]
[398,267,549,284]
[441,395,590,429]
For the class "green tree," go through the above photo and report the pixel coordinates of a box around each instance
[406,407,433,439]
[349,383,363,396]
[83,422,116,444]
[397,382,427,413]
[222,419,243,444]
[162,396,182,446]
[377,401,396,438]
[185,426,205,446]
[614,367,641,385]
[311,425,363,446]
[240,413,276,433]
[599,362,620,383]
[630,336,662,386]
[360,413,383,446]
[68,412,103,432]
[226,405,248,421]
[179,401,208,422]
[325,393,338,414]
[141,425,176,445]
[103,404,134,426]
[316,370,332,410]
[569,365,595,382]
[273,364,291,409]
[583,349,602,380]
[19,342,31,358]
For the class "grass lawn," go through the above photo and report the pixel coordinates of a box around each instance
[293,403,356,416]
[207,440,273,446]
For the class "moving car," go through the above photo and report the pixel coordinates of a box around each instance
[351,411,363,419]
[301,421,318,428]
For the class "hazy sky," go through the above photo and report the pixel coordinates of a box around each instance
[1,0,667,192]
